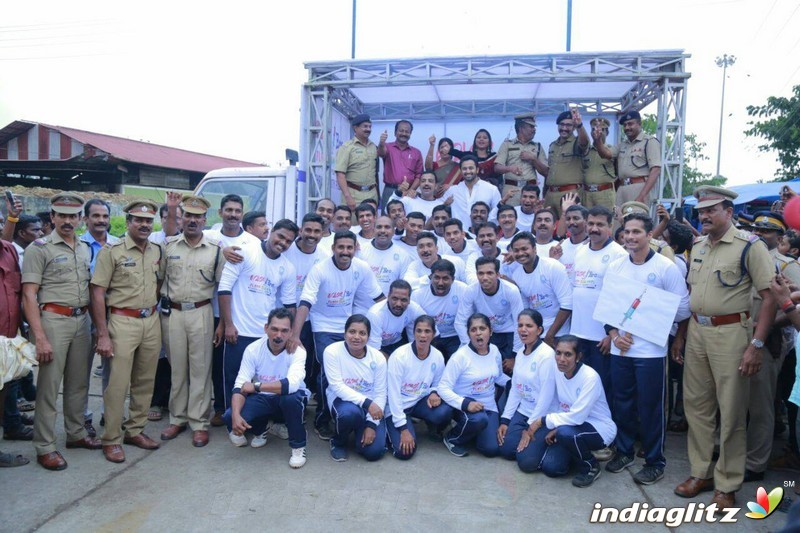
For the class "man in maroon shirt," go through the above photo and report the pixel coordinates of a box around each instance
[378,120,424,214]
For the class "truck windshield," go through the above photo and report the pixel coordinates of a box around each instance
[195,179,268,228]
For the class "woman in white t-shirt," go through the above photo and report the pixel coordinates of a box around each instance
[438,313,510,458]
[515,335,616,488]
[324,314,387,462]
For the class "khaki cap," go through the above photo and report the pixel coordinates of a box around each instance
[50,192,84,214]
[621,201,650,216]
[123,200,159,219]
[180,195,211,215]
[694,185,737,209]
[514,113,536,126]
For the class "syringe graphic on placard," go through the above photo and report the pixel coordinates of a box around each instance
[620,288,646,327]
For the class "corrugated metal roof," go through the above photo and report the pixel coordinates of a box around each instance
[0,120,260,173]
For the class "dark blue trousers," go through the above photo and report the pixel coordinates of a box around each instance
[386,394,453,459]
[540,422,605,476]
[223,391,307,448]
[314,331,344,429]
[330,398,386,461]
[432,335,461,363]
[445,408,500,457]
[222,335,259,409]
[580,338,613,410]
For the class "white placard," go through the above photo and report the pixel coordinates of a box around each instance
[592,272,680,347]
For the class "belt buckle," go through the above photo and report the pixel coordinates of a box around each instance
[696,315,712,327]
[182,302,196,311]
[139,307,153,318]
[360,185,370,192]
[586,184,599,192]
[71,307,81,317]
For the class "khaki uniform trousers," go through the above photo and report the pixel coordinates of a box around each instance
[32,311,91,455]
[746,346,785,472]
[615,182,653,207]
[544,188,583,218]
[344,185,378,224]
[582,188,616,211]
[684,319,751,493]
[101,313,161,445]
[162,306,214,431]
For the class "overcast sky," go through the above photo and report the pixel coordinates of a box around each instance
[1,0,798,186]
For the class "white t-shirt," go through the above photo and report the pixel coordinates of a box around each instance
[366,300,425,350]
[511,257,573,337]
[391,237,419,258]
[545,363,617,446]
[357,241,414,296]
[464,250,518,284]
[218,244,296,338]
[443,238,480,263]
[559,237,588,283]
[205,228,261,317]
[400,196,439,221]
[535,240,559,259]
[438,343,510,413]
[404,254,466,291]
[570,240,628,341]
[501,341,557,423]
[300,256,383,333]
[441,179,501,226]
[607,252,691,358]
[455,279,524,346]
[515,207,535,232]
[282,240,332,314]
[411,281,467,339]
[386,343,446,428]
[324,341,387,425]
[233,336,308,396]
[497,229,521,253]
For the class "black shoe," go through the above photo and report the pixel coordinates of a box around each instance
[633,465,665,485]
[605,454,635,473]
[99,415,105,427]
[20,413,34,426]
[3,426,33,441]
[744,469,765,482]
[84,419,97,438]
[572,463,602,487]
[315,424,335,441]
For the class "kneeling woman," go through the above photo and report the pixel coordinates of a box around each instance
[438,313,510,457]
[516,335,616,487]
[324,314,387,462]
[497,310,557,471]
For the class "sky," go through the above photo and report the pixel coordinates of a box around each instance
[1,0,798,187]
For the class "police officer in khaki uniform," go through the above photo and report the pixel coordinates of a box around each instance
[745,210,800,481]
[544,109,590,216]
[494,112,549,206]
[593,110,662,206]
[583,117,617,210]
[158,193,225,447]
[620,201,675,261]
[671,186,775,511]
[90,200,165,463]
[335,114,379,214]
[22,193,100,470]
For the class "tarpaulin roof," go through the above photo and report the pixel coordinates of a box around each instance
[683,178,800,206]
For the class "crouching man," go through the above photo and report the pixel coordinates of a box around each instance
[224,308,309,468]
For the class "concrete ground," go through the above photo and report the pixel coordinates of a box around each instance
[1,363,798,533]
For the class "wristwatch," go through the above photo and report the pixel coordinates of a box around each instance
[254,382,262,393]
[750,338,765,349]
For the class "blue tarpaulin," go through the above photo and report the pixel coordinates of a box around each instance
[683,178,800,206]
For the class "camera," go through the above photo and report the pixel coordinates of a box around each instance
[160,296,172,316]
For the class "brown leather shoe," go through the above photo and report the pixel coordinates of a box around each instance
[210,412,225,427]
[123,433,160,450]
[160,424,187,441]
[192,430,209,447]
[66,436,102,450]
[103,444,125,463]
[711,490,735,511]
[37,451,67,471]
[674,476,714,498]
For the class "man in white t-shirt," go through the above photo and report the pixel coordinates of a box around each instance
[604,212,690,485]
[393,211,426,257]
[429,205,452,253]
[354,203,376,247]
[358,216,414,296]
[319,205,354,252]
[467,201,490,237]
[384,198,406,238]
[218,219,298,409]
[290,230,385,440]
[367,280,425,356]
[497,204,521,252]
[411,259,467,361]
[550,203,590,282]
[442,218,479,262]
[510,231,573,347]
[399,172,442,221]
[533,207,560,258]
[515,184,540,232]
[404,231,466,290]
[570,205,628,406]
[465,222,517,284]
[283,213,331,403]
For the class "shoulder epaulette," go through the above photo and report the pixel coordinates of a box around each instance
[107,240,124,248]
[165,235,181,244]
[734,230,760,243]
[693,235,707,244]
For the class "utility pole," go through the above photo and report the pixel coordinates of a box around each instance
[351,0,357,59]
[566,0,573,52]
[715,54,736,176]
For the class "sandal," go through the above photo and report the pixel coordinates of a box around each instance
[147,407,163,421]
[0,452,30,467]
[668,419,688,432]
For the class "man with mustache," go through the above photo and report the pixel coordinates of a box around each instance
[441,156,501,225]
[358,215,414,297]
[442,218,479,263]
[411,259,467,362]
[551,202,589,282]
[378,120,424,210]
[533,207,560,259]
[366,280,424,357]
[393,211,426,257]
[90,200,165,463]
[158,194,226,447]
[399,172,444,221]
[495,113,549,206]
[465,222,517,284]
[404,231,466,291]
[335,114,379,214]
[22,193,99,470]
[544,109,589,216]
[79,198,120,437]
[467,202,491,237]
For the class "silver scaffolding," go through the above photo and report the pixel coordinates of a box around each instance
[301,50,690,214]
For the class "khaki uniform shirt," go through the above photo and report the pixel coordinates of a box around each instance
[609,132,661,181]
[687,224,773,316]
[583,145,617,184]
[650,239,675,261]
[334,137,378,187]
[22,232,91,307]
[547,136,587,186]
[776,250,800,286]
[495,137,547,184]
[162,233,225,302]
[91,235,165,309]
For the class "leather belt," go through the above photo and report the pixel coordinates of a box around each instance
[584,183,615,192]
[547,183,582,193]
[692,312,749,327]
[110,306,157,319]
[621,176,647,186]
[41,303,89,317]
[346,182,376,192]
[169,299,211,311]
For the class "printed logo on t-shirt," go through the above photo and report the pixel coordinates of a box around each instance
[451,295,458,304]
[602,255,610,263]
[471,376,492,395]
[527,293,554,310]
[370,361,376,369]
[647,273,657,284]
[401,381,429,397]
[343,377,372,393]
[393,253,399,261]
[514,382,535,400]
[325,289,353,307]
[530,361,537,372]
[573,269,600,289]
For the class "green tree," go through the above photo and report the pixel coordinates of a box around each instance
[744,84,800,181]
[641,114,723,197]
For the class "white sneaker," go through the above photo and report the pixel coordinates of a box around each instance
[290,447,307,468]
[251,431,268,448]
[267,422,290,440]
[228,431,247,447]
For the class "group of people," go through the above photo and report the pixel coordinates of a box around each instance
[0,108,798,515]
